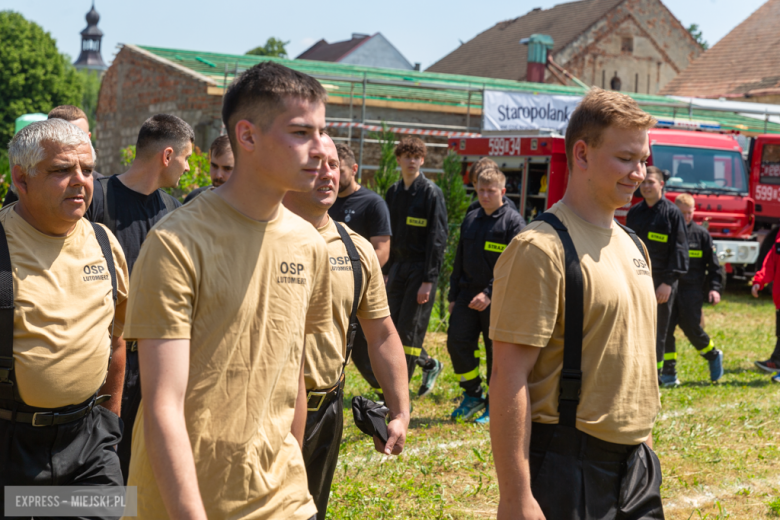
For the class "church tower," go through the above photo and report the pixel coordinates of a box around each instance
[73,2,107,71]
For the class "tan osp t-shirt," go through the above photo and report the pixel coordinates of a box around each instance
[1,206,128,409]
[305,219,390,390]
[123,191,330,520]
[490,202,660,445]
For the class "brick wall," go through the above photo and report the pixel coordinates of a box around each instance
[95,46,222,175]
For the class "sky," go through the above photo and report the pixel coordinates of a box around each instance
[1,0,767,70]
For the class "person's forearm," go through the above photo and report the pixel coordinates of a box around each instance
[491,364,535,509]
[145,405,207,520]
[372,239,390,267]
[366,324,410,422]
[99,336,126,415]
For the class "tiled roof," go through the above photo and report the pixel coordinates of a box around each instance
[426,0,626,80]
[661,0,780,98]
[296,34,371,62]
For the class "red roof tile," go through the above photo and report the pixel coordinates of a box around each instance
[661,0,780,98]
[426,0,627,80]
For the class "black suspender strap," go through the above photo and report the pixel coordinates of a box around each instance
[0,221,16,401]
[97,177,117,236]
[334,222,363,370]
[90,223,118,308]
[534,213,583,428]
[616,220,649,264]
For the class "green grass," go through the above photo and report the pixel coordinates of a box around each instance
[328,288,780,519]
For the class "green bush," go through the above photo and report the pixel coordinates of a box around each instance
[120,144,211,202]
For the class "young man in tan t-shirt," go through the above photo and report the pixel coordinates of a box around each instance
[283,135,410,516]
[123,62,332,520]
[490,89,663,519]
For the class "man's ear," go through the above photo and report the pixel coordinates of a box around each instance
[419,156,425,167]
[500,187,507,196]
[352,163,358,175]
[11,165,29,196]
[572,140,589,171]
[234,120,257,154]
[162,147,174,167]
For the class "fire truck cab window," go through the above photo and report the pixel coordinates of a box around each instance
[652,145,747,194]
[760,143,780,185]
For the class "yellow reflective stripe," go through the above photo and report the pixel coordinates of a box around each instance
[664,352,677,361]
[406,217,427,227]
[403,346,422,356]
[484,241,507,253]
[456,367,481,382]
[648,232,668,243]
[689,250,703,258]
[657,361,664,369]
[699,340,715,355]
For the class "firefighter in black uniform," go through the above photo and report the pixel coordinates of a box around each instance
[384,136,448,397]
[664,193,724,382]
[626,166,689,386]
[447,166,525,424]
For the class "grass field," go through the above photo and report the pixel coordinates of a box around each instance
[327,288,780,519]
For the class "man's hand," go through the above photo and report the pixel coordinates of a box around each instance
[708,290,721,305]
[417,282,433,304]
[752,283,761,298]
[469,292,491,312]
[656,283,672,304]
[373,415,408,456]
[498,496,546,520]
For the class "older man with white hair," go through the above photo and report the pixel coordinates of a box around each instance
[0,119,129,515]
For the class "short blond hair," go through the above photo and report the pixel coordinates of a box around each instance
[675,193,695,208]
[476,167,506,188]
[469,157,498,185]
[565,87,657,170]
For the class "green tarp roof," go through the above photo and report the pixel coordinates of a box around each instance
[138,45,780,135]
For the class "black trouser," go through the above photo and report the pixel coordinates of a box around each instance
[350,322,381,390]
[386,261,435,380]
[0,400,124,519]
[529,423,664,520]
[117,345,141,483]
[446,291,492,398]
[663,284,717,373]
[654,278,678,371]
[302,380,344,517]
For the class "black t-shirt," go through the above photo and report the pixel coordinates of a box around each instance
[183,185,211,204]
[85,175,181,275]
[328,186,392,241]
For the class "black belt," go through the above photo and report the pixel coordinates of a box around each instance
[531,422,638,462]
[306,373,345,412]
[0,394,110,427]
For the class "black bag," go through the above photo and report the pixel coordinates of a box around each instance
[351,396,389,444]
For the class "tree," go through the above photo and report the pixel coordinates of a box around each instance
[370,124,400,198]
[0,11,83,147]
[78,69,102,139]
[687,24,709,50]
[246,37,290,58]
[434,151,472,326]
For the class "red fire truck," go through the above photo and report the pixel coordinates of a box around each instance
[449,125,771,281]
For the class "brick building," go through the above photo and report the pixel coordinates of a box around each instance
[426,0,702,95]
[661,0,780,103]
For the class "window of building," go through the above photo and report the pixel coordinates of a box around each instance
[621,37,633,53]
[610,73,622,91]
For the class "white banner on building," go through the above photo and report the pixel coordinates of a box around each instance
[483,90,582,132]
